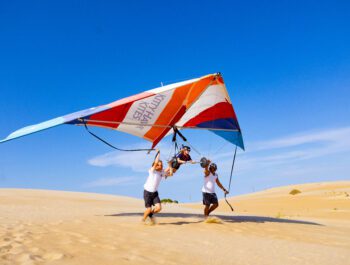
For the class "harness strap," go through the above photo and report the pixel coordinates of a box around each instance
[82,120,155,152]
[172,126,202,156]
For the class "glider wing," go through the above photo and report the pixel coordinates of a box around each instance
[0,73,244,150]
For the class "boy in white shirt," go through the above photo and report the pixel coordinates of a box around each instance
[202,160,228,217]
[142,149,165,223]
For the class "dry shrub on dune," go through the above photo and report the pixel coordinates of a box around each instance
[289,189,302,195]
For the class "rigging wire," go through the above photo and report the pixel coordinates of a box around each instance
[82,120,155,152]
[78,118,239,132]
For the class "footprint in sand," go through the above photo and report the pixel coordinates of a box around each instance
[15,252,68,263]
[64,231,91,244]
[43,252,65,261]
[28,247,40,253]
[0,244,12,254]
[1,253,13,264]
[10,242,22,248]
[16,253,41,263]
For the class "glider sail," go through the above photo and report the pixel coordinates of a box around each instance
[0,73,244,150]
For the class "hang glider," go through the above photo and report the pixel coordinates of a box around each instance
[0,73,244,150]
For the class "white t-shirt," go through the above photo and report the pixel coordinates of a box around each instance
[144,168,164,192]
[202,172,218,193]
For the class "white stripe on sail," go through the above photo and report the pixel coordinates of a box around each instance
[116,88,176,138]
[175,84,229,127]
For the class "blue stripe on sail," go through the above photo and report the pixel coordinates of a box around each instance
[0,117,66,143]
[0,105,110,143]
[210,130,245,150]
[196,118,239,130]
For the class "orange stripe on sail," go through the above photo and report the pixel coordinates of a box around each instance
[151,105,186,148]
[183,75,215,108]
[143,83,192,142]
[144,75,216,143]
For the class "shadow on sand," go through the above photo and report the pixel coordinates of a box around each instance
[104,212,322,226]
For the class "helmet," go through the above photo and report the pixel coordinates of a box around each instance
[200,157,209,168]
[209,163,217,171]
[182,145,191,152]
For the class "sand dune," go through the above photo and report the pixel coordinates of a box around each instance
[189,181,350,220]
[1,181,349,265]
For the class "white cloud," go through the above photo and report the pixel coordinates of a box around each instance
[252,127,350,151]
[88,142,174,172]
[87,126,350,184]
[209,126,350,178]
[84,176,139,188]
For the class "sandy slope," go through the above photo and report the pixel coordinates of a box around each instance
[189,181,350,220]
[1,181,349,265]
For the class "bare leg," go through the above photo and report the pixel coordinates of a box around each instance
[204,205,210,217]
[143,207,152,221]
[147,203,161,224]
[164,167,170,175]
[168,167,174,176]
[208,203,218,215]
[165,165,173,177]
[153,203,162,214]
[165,161,178,177]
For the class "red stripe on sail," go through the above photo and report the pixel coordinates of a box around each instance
[183,102,238,128]
[87,92,154,129]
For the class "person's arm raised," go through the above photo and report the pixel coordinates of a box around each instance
[151,149,160,170]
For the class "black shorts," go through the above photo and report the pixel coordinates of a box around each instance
[144,190,161,208]
[202,192,218,206]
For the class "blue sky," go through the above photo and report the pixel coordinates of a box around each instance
[0,1,349,202]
